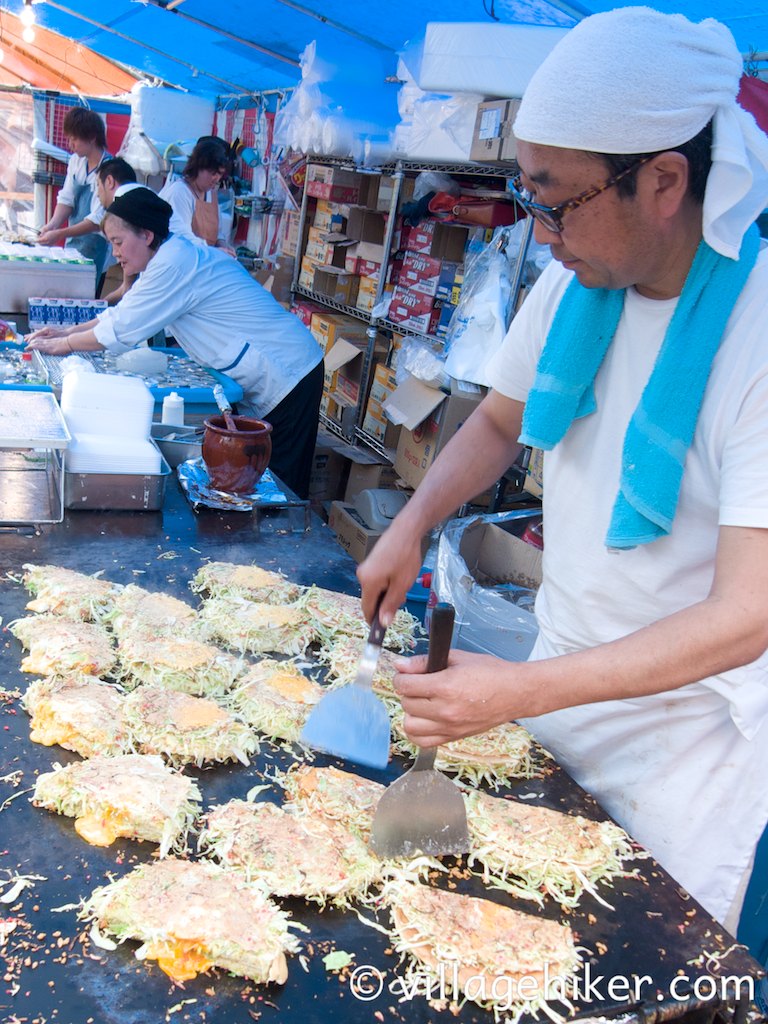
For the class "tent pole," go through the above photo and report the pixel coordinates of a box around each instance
[40,0,252,93]
[272,0,393,52]
[141,0,300,68]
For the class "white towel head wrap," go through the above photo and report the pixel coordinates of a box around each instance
[513,6,768,259]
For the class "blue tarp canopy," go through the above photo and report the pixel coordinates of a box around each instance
[3,0,766,98]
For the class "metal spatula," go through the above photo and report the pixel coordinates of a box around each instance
[300,607,391,770]
[369,602,470,858]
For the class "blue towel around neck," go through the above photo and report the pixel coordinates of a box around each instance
[519,224,761,548]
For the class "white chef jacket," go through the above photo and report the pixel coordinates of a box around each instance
[93,234,322,415]
[486,249,768,926]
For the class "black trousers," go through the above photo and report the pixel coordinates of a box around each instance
[260,359,323,499]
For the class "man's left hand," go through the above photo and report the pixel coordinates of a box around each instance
[394,648,528,747]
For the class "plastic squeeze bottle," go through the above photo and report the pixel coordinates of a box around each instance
[162,391,185,426]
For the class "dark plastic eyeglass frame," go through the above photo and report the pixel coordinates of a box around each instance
[509,155,653,234]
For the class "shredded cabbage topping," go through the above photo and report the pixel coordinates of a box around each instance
[317,637,402,703]
[198,799,382,908]
[80,858,300,984]
[21,674,130,758]
[105,584,199,641]
[190,561,301,604]
[463,789,636,909]
[198,596,316,656]
[297,586,421,652]
[380,879,581,1024]
[21,563,122,623]
[229,659,323,743]
[278,764,385,841]
[10,614,117,678]
[33,753,201,857]
[116,630,243,697]
[391,709,548,789]
[122,685,258,767]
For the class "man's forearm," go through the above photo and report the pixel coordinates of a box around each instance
[392,391,525,539]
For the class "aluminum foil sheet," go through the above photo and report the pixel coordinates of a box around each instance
[177,458,289,511]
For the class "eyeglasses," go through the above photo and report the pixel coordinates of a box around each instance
[509,156,652,234]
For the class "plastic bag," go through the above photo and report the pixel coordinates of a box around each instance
[433,510,540,662]
[443,232,514,387]
[395,336,449,390]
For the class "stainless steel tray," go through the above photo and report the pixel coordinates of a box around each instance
[63,454,171,511]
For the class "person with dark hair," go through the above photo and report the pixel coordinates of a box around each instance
[26,187,323,499]
[159,136,235,255]
[96,158,140,304]
[358,6,768,950]
[38,107,111,276]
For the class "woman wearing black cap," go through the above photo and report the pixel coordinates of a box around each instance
[26,187,324,499]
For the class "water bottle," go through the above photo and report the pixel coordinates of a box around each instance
[161,391,185,427]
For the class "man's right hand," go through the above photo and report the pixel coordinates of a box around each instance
[357,521,425,627]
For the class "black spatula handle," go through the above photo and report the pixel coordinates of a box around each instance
[367,598,386,647]
[426,602,455,674]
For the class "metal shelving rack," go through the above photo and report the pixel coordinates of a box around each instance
[291,155,531,462]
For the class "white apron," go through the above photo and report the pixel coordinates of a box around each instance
[520,631,768,928]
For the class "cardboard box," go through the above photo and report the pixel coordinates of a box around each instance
[362,397,402,449]
[313,199,348,233]
[344,239,388,267]
[324,334,388,408]
[310,312,369,354]
[376,174,414,213]
[434,301,456,341]
[312,266,360,305]
[387,285,440,335]
[308,438,348,508]
[298,255,320,291]
[368,362,398,406]
[397,220,469,262]
[344,253,382,279]
[397,253,459,298]
[280,210,301,257]
[355,274,379,314]
[306,165,362,204]
[329,501,382,562]
[343,459,398,504]
[345,207,387,246]
[435,262,463,304]
[386,376,485,490]
[291,299,327,328]
[470,98,521,163]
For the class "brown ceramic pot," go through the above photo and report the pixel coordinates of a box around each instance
[202,415,273,494]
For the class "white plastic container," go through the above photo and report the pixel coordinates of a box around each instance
[162,391,185,427]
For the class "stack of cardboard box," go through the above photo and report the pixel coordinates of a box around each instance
[388,220,469,337]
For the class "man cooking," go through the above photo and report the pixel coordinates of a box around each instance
[358,6,768,948]
[27,187,323,498]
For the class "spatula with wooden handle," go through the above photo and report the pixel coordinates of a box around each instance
[369,602,469,858]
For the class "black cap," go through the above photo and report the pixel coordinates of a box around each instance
[107,187,172,238]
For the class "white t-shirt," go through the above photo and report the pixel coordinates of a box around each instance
[485,249,768,924]
[158,178,225,247]
[488,249,768,738]
[57,152,107,226]
[93,234,322,415]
